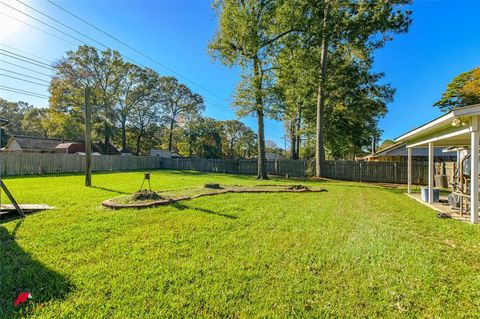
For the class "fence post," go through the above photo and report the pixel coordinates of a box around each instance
[359,162,362,182]
[394,162,397,184]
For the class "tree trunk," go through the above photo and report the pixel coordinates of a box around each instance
[256,109,267,179]
[295,114,301,158]
[315,4,329,178]
[290,120,297,160]
[104,120,109,154]
[136,134,141,155]
[189,134,193,157]
[121,118,127,153]
[168,118,174,152]
[84,88,92,187]
[253,58,267,179]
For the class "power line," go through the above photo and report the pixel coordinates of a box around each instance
[4,2,165,84]
[0,50,234,121]
[0,73,50,87]
[46,0,232,106]
[0,48,281,134]
[4,3,237,114]
[1,50,232,119]
[0,47,234,117]
[0,49,53,69]
[0,85,49,99]
[16,0,111,51]
[0,11,79,47]
[3,2,281,133]
[0,43,52,64]
[0,51,283,138]
[7,1,282,133]
[8,0,251,120]
[0,1,88,45]
[0,59,53,78]
[0,49,232,120]
[0,68,51,83]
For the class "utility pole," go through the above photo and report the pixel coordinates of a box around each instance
[85,88,92,187]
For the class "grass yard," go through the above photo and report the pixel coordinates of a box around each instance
[1,170,480,318]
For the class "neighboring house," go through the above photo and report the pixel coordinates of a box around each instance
[4,135,74,153]
[150,149,179,158]
[265,152,284,160]
[92,142,120,155]
[361,142,456,162]
[4,135,120,155]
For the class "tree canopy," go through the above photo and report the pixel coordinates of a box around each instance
[209,0,298,178]
[209,0,412,169]
[434,67,480,112]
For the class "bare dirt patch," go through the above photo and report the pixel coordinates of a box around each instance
[132,190,163,201]
[102,184,327,210]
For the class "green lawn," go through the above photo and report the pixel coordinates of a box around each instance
[1,171,480,318]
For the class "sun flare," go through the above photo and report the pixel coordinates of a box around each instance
[0,0,27,40]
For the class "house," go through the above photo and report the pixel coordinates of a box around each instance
[4,135,74,153]
[92,142,120,155]
[4,135,120,155]
[150,149,179,158]
[362,142,456,162]
[395,103,480,224]
[57,141,119,155]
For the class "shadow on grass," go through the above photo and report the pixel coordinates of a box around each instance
[0,211,45,225]
[267,177,329,183]
[90,185,131,195]
[1,169,166,180]
[0,213,23,225]
[171,202,237,220]
[0,222,72,317]
[164,170,204,175]
[327,182,407,193]
[164,170,256,179]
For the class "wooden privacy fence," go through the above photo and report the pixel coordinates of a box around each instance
[0,152,437,185]
[0,153,308,177]
[321,160,429,184]
[160,158,308,177]
[0,153,161,176]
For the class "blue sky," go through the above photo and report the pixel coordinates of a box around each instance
[0,0,479,147]
[374,0,480,141]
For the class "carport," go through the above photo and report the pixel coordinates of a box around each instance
[395,103,480,224]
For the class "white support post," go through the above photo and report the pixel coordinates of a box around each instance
[428,142,434,204]
[471,130,479,224]
[407,147,412,194]
[457,150,461,170]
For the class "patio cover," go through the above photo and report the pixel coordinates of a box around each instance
[396,103,480,224]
